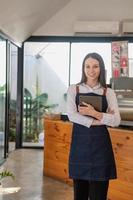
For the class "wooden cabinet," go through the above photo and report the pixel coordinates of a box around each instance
[108,128,133,200]
[43,119,72,184]
[44,119,133,200]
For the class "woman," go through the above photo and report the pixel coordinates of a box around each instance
[67,52,121,200]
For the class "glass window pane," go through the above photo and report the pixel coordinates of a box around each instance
[128,43,133,77]
[9,44,18,152]
[23,42,69,146]
[0,38,6,161]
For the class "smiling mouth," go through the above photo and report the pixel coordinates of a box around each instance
[88,74,95,77]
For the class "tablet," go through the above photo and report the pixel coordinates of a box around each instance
[79,95,102,112]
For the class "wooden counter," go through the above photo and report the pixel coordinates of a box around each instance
[44,119,133,200]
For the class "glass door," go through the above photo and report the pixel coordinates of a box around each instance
[0,37,6,163]
[8,43,18,152]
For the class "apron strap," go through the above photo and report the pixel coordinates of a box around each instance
[76,85,79,94]
[76,85,79,111]
[103,87,107,96]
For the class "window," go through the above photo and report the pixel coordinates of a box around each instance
[23,37,133,147]
[23,42,70,146]
[0,37,6,161]
[128,43,133,77]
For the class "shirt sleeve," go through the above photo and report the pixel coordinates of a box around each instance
[67,85,93,128]
[100,88,121,127]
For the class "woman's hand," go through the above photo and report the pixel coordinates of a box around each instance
[78,102,103,120]
[78,102,95,116]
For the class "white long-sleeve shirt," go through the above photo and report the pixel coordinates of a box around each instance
[67,83,121,128]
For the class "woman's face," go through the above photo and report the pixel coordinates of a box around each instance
[84,57,100,82]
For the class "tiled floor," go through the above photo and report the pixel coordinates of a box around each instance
[1,149,73,200]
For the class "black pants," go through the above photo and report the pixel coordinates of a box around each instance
[73,179,109,200]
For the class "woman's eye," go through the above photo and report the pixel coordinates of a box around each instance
[85,65,99,69]
[86,65,90,68]
[94,65,99,68]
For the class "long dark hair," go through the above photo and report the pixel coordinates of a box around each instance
[79,52,107,88]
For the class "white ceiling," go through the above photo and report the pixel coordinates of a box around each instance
[1,0,133,43]
[0,0,70,43]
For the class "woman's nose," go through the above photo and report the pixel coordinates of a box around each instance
[89,67,94,73]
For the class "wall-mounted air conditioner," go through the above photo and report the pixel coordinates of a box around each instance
[73,21,120,36]
[122,21,133,35]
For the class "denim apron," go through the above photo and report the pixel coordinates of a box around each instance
[69,87,117,181]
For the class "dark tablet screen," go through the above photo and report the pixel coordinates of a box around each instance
[79,95,102,112]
